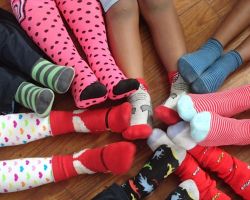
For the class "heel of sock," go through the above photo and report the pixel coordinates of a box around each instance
[80,82,107,100]
[35,89,55,117]
[55,67,75,94]
[155,105,181,125]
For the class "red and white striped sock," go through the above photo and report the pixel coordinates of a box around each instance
[52,141,136,182]
[177,84,250,121]
[176,154,230,200]
[155,71,189,125]
[190,111,250,146]
[189,145,250,199]
[50,102,131,136]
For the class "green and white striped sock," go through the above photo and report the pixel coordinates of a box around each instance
[31,58,75,94]
[14,82,54,117]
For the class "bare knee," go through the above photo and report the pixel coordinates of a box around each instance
[107,0,138,19]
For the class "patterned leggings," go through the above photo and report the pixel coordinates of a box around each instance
[10,0,139,108]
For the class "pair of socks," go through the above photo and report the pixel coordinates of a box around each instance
[11,0,139,109]
[0,141,136,193]
[178,38,243,93]
[0,102,134,147]
[155,71,189,125]
[15,58,75,117]
[94,129,229,200]
[167,121,250,199]
[176,84,250,146]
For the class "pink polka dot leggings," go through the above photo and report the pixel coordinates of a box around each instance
[10,0,139,108]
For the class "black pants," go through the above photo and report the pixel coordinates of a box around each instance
[0,8,44,114]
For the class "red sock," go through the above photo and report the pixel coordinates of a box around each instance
[123,78,152,140]
[50,102,132,136]
[185,84,250,117]
[191,111,250,146]
[189,145,250,199]
[52,142,136,182]
[155,71,184,125]
[176,154,230,200]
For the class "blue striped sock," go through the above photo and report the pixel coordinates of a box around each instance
[178,38,223,83]
[191,50,243,93]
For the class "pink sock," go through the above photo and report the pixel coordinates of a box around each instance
[11,0,107,108]
[190,111,250,146]
[177,84,250,121]
[55,0,139,100]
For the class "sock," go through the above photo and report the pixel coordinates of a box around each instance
[189,146,250,199]
[155,72,189,125]
[190,111,250,146]
[31,58,75,94]
[14,82,54,117]
[178,38,223,83]
[121,143,186,200]
[177,84,250,121]
[0,157,53,193]
[0,113,52,147]
[166,180,199,200]
[55,0,140,100]
[192,51,243,93]
[123,79,152,140]
[50,102,131,136]
[52,141,136,182]
[176,154,231,200]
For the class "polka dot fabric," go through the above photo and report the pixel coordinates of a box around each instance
[55,0,136,100]
[11,0,107,108]
[0,158,53,193]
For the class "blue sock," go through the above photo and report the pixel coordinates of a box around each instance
[178,38,223,83]
[192,50,243,93]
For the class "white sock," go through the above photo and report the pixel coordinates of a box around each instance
[128,84,152,126]
[163,74,189,110]
[167,121,197,150]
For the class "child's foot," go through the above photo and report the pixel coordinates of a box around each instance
[178,38,223,83]
[191,51,243,93]
[14,82,54,117]
[123,79,152,140]
[155,72,189,125]
[31,58,75,94]
[177,84,250,122]
[190,111,250,146]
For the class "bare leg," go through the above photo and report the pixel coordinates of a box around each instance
[213,0,250,47]
[236,35,250,63]
[138,0,187,72]
[105,0,143,78]
[103,0,152,140]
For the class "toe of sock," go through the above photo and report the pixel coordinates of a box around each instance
[177,95,197,122]
[178,56,199,84]
[108,102,132,132]
[35,89,55,117]
[122,124,152,140]
[112,79,140,96]
[190,112,211,142]
[191,77,211,94]
[103,142,136,175]
[80,82,107,100]
[155,106,181,125]
[56,67,75,94]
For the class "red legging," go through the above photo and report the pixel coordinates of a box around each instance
[10,0,139,108]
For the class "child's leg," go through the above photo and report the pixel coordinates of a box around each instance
[0,102,132,147]
[10,0,107,108]
[177,84,250,122]
[102,0,152,140]
[55,0,139,100]
[138,0,189,125]
[178,0,250,84]
[0,66,54,117]
[0,142,135,193]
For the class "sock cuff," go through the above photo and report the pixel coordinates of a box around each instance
[208,38,224,51]
[167,71,178,84]
[52,154,77,182]
[50,111,74,135]
[230,50,244,66]
[137,78,149,91]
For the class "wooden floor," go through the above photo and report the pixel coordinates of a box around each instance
[0,0,250,199]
